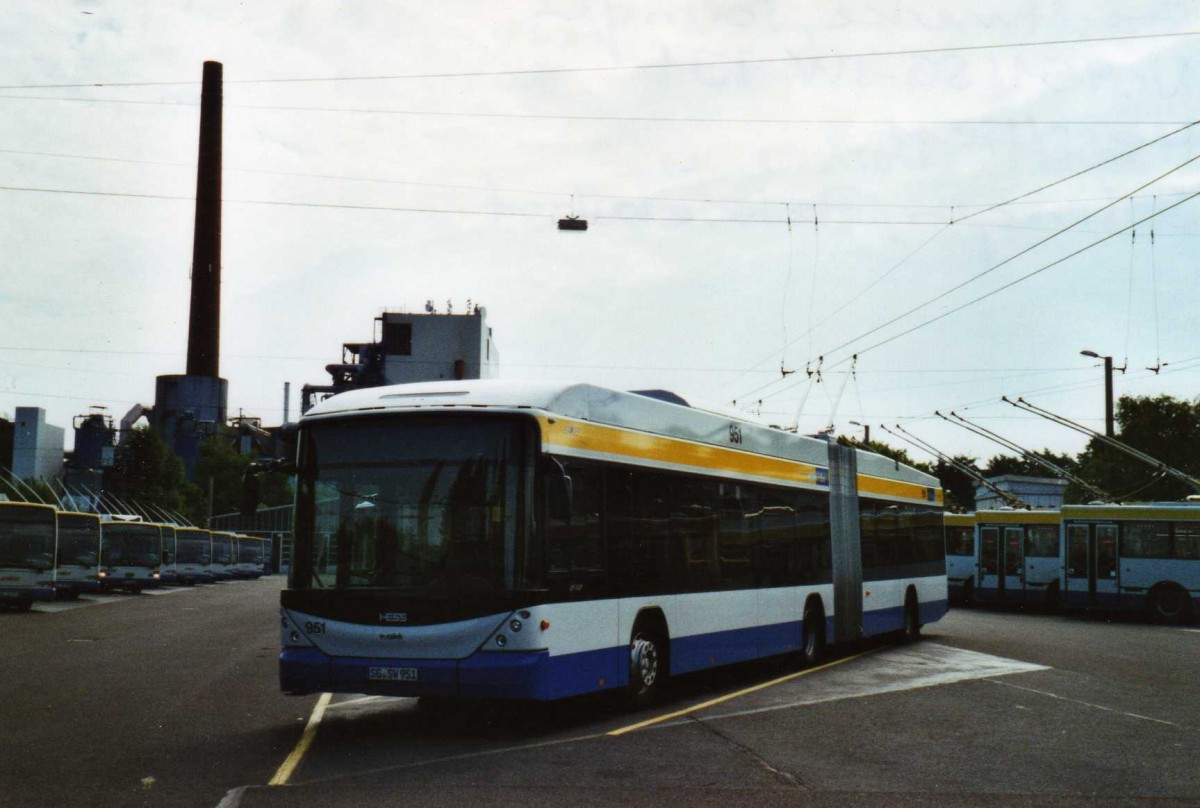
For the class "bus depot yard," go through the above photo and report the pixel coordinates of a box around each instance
[0,576,1194,807]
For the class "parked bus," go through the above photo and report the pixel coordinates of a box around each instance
[53,511,102,598]
[158,524,179,584]
[277,381,946,702]
[1061,503,1199,624]
[232,535,264,578]
[99,520,161,592]
[210,531,235,580]
[0,501,57,611]
[974,509,1062,609]
[943,512,975,604]
[175,528,213,584]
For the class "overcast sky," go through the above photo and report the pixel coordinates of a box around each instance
[2,1,1198,466]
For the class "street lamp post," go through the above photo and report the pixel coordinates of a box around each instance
[1080,350,1114,437]
[850,420,870,444]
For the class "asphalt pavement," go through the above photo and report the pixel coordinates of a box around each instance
[1,585,1196,807]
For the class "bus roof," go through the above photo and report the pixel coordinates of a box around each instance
[0,501,57,515]
[57,511,101,523]
[302,380,941,502]
[975,509,1061,525]
[1061,502,1200,521]
[944,512,975,525]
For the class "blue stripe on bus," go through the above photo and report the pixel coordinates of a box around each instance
[282,601,949,700]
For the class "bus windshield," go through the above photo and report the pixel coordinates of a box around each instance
[212,534,234,565]
[238,539,261,564]
[57,514,100,567]
[177,531,211,564]
[294,415,534,594]
[102,524,160,567]
[0,506,56,571]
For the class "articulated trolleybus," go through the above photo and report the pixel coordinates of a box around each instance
[280,381,946,702]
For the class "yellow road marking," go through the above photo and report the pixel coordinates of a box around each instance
[269,692,332,786]
[608,649,876,736]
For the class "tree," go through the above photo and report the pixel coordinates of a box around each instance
[840,437,981,511]
[105,426,198,518]
[1075,394,1200,503]
[935,456,981,513]
[193,432,295,523]
[983,450,1079,479]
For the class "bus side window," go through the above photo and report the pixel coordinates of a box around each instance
[1176,523,1200,560]
[545,462,604,592]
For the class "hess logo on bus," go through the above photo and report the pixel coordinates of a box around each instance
[379,612,408,624]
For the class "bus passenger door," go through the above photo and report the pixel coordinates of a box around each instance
[1065,523,1094,606]
[1003,527,1024,601]
[1093,523,1120,607]
[978,526,1000,600]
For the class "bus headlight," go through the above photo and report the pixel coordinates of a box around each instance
[495,634,508,647]
[509,619,523,633]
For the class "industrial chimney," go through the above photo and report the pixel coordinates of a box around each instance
[151,61,229,480]
[186,60,223,378]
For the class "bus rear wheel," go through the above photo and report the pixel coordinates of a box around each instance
[1149,585,1193,625]
[626,623,667,708]
[801,603,826,666]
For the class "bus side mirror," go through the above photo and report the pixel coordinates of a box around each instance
[545,458,573,520]
[241,470,260,520]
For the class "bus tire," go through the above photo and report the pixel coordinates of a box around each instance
[1148,584,1193,625]
[962,579,974,608]
[902,589,921,642]
[801,600,826,666]
[14,599,33,613]
[626,619,668,709]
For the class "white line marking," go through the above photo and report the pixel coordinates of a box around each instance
[325,695,400,711]
[646,643,1048,728]
[987,679,1197,732]
[215,785,247,808]
[289,729,612,787]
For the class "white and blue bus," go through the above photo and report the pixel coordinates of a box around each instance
[974,509,1062,610]
[0,501,58,611]
[175,527,213,584]
[158,524,179,584]
[232,535,265,578]
[1061,503,1199,623]
[99,520,162,592]
[210,531,236,580]
[943,512,975,605]
[53,511,102,598]
[278,381,946,702]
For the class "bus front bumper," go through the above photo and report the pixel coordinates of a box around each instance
[280,645,623,701]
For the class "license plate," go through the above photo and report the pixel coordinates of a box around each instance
[125,573,135,579]
[368,666,418,682]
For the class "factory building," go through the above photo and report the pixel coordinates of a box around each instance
[302,306,499,413]
[974,475,1068,510]
[11,407,64,482]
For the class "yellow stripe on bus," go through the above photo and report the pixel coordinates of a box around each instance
[537,415,940,504]
[976,510,1061,525]
[1061,505,1200,521]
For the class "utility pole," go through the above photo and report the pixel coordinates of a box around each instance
[1080,350,1115,437]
